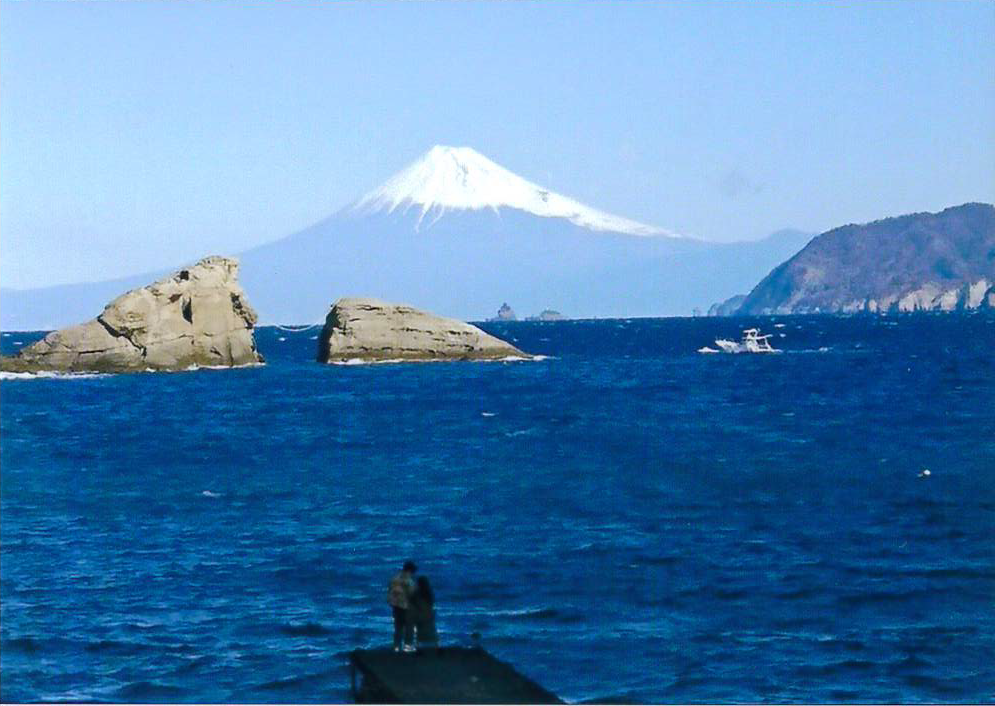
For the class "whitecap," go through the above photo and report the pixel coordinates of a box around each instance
[328,358,402,366]
[179,362,264,372]
[201,490,222,498]
[492,607,558,617]
[329,355,545,366]
[498,354,544,362]
[481,412,496,417]
[0,371,110,381]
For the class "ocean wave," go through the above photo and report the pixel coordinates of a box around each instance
[900,673,963,695]
[328,357,416,366]
[490,607,563,620]
[899,565,995,580]
[794,659,878,677]
[169,654,216,676]
[0,361,262,380]
[449,605,579,623]
[256,675,312,691]
[181,362,265,372]
[114,680,185,700]
[836,588,932,607]
[504,429,536,437]
[83,639,157,655]
[278,622,331,637]
[0,371,110,381]
[633,554,683,566]
[665,674,712,693]
[328,354,548,366]
[578,689,648,704]
[887,654,934,673]
[253,668,339,692]
[813,636,866,652]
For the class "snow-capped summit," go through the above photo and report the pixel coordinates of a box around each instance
[352,145,678,237]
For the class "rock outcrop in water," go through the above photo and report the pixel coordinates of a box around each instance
[737,203,995,315]
[490,303,517,321]
[525,309,565,321]
[317,298,530,363]
[0,256,262,373]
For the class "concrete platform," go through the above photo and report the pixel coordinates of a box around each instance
[349,646,563,704]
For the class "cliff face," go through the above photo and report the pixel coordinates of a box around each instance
[1,256,262,373]
[708,294,747,317]
[737,203,995,315]
[317,298,529,363]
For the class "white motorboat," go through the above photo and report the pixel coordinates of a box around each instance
[713,328,779,354]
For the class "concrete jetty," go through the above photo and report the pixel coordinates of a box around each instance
[348,646,563,704]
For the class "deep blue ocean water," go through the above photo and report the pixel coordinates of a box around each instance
[2,315,994,704]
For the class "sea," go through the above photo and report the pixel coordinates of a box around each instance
[1,314,993,704]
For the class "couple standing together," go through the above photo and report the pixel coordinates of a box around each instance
[389,561,438,652]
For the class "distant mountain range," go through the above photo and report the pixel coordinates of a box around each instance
[0,146,812,329]
[736,203,995,315]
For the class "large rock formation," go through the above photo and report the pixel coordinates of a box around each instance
[317,298,530,363]
[1,256,262,373]
[737,203,995,315]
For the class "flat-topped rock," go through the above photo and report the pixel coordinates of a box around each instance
[317,298,530,363]
[1,256,262,373]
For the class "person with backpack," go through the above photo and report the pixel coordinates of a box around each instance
[388,561,417,652]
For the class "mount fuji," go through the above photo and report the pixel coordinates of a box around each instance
[350,145,676,237]
[1,146,812,329]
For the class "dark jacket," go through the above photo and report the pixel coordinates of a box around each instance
[409,586,438,644]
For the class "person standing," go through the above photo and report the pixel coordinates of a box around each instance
[409,575,438,653]
[388,561,417,652]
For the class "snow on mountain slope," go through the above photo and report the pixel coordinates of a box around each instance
[351,145,679,237]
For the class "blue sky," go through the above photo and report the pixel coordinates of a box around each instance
[2,1,993,288]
